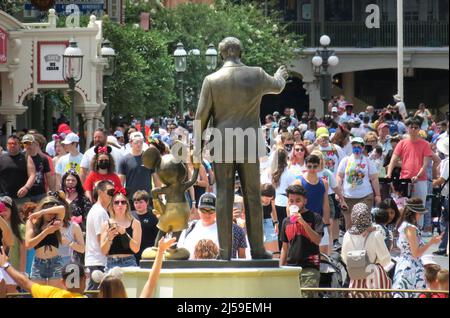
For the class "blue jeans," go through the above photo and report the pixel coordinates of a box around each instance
[30,256,63,280]
[438,198,449,252]
[105,255,137,273]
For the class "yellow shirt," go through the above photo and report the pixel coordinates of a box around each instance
[31,284,86,298]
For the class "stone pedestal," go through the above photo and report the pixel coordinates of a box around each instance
[121,266,302,298]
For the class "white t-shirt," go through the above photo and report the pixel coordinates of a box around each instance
[55,152,83,176]
[85,203,109,267]
[318,144,345,176]
[178,222,219,260]
[46,140,56,157]
[274,168,297,207]
[441,157,449,198]
[318,169,337,195]
[80,146,124,174]
[337,155,377,199]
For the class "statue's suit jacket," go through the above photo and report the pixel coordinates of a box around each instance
[195,60,286,163]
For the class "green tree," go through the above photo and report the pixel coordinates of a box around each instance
[150,1,303,111]
[103,20,175,119]
[0,1,25,16]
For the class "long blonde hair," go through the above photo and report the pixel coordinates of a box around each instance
[108,193,133,221]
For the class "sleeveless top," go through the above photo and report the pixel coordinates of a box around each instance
[58,222,75,258]
[263,203,272,219]
[35,232,59,251]
[299,175,325,216]
[108,219,134,255]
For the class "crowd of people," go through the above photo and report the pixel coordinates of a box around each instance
[0,97,448,298]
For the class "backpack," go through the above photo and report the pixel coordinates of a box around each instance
[345,233,375,280]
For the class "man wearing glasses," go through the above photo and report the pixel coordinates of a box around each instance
[85,180,115,290]
[0,135,36,208]
[386,117,436,229]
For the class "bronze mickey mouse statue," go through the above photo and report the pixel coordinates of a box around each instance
[141,141,199,260]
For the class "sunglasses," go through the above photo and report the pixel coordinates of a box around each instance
[106,188,115,197]
[306,164,319,170]
[295,148,305,152]
[113,200,128,206]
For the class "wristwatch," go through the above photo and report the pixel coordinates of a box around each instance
[1,262,10,270]
[273,220,279,225]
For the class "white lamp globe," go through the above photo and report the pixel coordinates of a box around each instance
[320,35,331,47]
[312,55,323,67]
[328,55,339,66]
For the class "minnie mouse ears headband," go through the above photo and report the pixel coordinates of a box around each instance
[94,145,112,154]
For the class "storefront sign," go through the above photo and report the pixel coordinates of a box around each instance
[0,27,7,64]
[38,41,68,84]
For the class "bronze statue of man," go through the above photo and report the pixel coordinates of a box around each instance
[194,37,288,260]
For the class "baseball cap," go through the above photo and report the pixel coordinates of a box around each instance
[130,131,144,141]
[378,123,389,130]
[351,137,365,145]
[114,130,124,138]
[22,134,35,144]
[198,193,216,212]
[331,107,338,113]
[316,127,330,139]
[61,132,79,145]
[57,123,72,134]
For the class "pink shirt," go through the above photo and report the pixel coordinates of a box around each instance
[393,138,433,181]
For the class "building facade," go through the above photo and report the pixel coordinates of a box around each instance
[0,9,107,148]
[278,0,449,117]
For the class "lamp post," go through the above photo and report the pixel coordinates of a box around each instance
[173,42,187,116]
[173,42,218,115]
[101,39,116,133]
[311,35,339,116]
[63,38,83,133]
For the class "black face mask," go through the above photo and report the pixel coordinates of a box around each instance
[98,160,110,170]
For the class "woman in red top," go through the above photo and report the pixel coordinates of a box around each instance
[84,146,124,202]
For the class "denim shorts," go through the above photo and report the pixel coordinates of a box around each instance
[105,255,137,273]
[30,256,63,280]
[263,218,278,243]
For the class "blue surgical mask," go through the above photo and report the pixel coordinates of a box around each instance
[352,146,362,155]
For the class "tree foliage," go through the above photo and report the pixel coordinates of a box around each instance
[151,1,302,111]
[0,1,25,16]
[103,0,302,116]
[103,19,176,118]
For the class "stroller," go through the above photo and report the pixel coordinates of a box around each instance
[319,252,349,298]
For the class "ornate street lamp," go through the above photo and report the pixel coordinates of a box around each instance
[173,42,187,115]
[205,43,218,71]
[101,39,116,133]
[62,38,83,134]
[312,35,339,116]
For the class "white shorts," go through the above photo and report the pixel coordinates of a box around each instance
[0,268,16,285]
[319,226,330,246]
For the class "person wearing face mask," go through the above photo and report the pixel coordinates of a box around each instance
[61,170,91,232]
[279,184,324,297]
[337,137,381,231]
[79,129,124,182]
[83,146,124,203]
